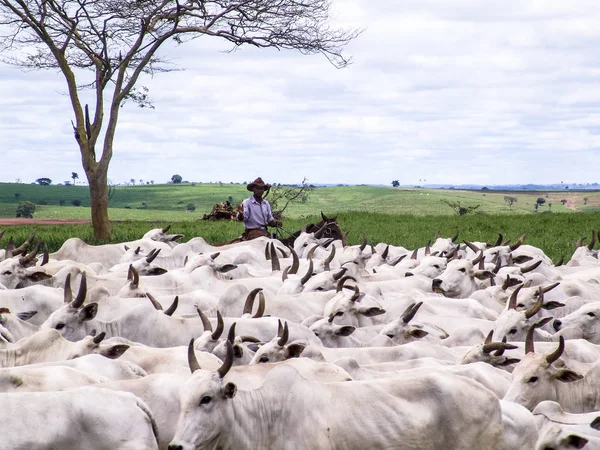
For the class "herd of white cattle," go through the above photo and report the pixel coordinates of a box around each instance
[3,225,600,449]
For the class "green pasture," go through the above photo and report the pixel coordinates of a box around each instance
[1,182,600,262]
[1,182,599,219]
[1,212,599,263]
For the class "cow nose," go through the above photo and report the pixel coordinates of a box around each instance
[432,279,442,287]
[168,445,183,450]
[553,319,562,331]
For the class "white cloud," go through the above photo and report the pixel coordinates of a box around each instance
[2,0,600,187]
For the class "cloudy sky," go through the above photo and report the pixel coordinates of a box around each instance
[2,0,600,187]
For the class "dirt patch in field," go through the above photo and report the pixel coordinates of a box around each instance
[0,219,91,226]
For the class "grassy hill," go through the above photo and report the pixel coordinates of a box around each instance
[1,182,598,220]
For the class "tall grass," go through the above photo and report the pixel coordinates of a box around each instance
[2,212,598,262]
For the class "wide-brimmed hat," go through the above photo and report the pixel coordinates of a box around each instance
[247,177,270,191]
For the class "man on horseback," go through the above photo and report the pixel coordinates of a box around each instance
[237,177,281,241]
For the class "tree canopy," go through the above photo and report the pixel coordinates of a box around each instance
[0,0,359,239]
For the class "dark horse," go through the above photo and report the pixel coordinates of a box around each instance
[217,212,346,247]
[274,212,347,247]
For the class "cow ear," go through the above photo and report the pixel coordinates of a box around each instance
[217,264,238,273]
[233,344,244,359]
[408,329,429,339]
[360,307,386,317]
[564,434,588,449]
[542,301,565,310]
[78,303,98,321]
[512,255,534,264]
[284,343,306,359]
[535,317,553,328]
[473,270,494,280]
[26,271,52,282]
[223,382,237,399]
[145,267,168,276]
[16,311,37,321]
[334,326,355,337]
[100,344,130,359]
[498,358,521,366]
[590,416,600,430]
[247,342,263,352]
[554,369,584,383]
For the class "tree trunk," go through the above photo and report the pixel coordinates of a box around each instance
[87,167,111,240]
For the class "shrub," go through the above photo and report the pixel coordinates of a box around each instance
[16,201,36,218]
[37,200,48,205]
[71,199,82,206]
[186,203,197,212]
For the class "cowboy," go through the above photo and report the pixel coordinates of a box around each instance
[237,177,281,240]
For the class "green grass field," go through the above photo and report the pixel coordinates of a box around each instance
[1,182,599,262]
[1,182,599,219]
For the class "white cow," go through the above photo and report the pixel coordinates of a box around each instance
[169,343,504,450]
[2,386,160,449]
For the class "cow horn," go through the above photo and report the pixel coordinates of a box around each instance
[19,240,41,266]
[492,257,501,274]
[0,230,4,244]
[471,251,484,266]
[545,336,565,365]
[270,243,280,272]
[134,246,141,255]
[162,225,171,233]
[196,307,213,332]
[313,222,329,239]
[70,272,87,309]
[217,341,234,378]
[425,240,431,256]
[451,229,459,243]
[576,237,585,248]
[543,282,560,293]
[92,332,106,344]
[524,288,544,319]
[489,277,496,286]
[211,252,220,260]
[146,293,163,310]
[300,259,313,285]
[324,245,336,271]
[332,267,347,281]
[390,254,407,266]
[502,275,511,291]
[508,284,524,310]
[336,275,357,292]
[41,243,49,266]
[277,319,283,337]
[521,260,542,274]
[350,285,360,302]
[241,336,261,343]
[243,288,262,316]
[211,311,224,340]
[401,302,422,324]
[5,237,15,259]
[128,265,139,287]
[484,330,493,344]
[289,248,299,274]
[493,234,503,247]
[525,325,536,354]
[164,296,178,316]
[510,234,526,251]
[145,248,157,263]
[264,243,271,261]
[278,322,289,346]
[254,292,265,318]
[306,244,319,260]
[410,249,418,260]
[282,266,290,281]
[478,258,485,270]
[463,240,481,254]
[64,273,73,303]
[381,245,389,259]
[227,322,237,343]
[359,233,368,252]
[13,232,36,256]
[483,342,512,354]
[589,230,597,251]
[188,338,201,373]
[321,211,328,222]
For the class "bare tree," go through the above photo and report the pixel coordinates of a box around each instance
[441,200,480,216]
[0,1,359,239]
[503,195,517,210]
[266,177,313,221]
